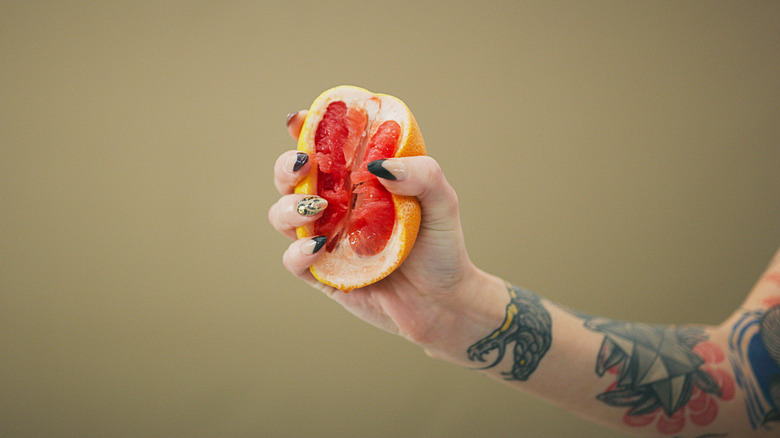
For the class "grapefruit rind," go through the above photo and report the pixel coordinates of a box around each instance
[294,85,426,291]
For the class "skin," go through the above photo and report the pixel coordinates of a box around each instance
[269,110,489,347]
[269,110,780,436]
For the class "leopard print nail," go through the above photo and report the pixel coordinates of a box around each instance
[296,196,327,216]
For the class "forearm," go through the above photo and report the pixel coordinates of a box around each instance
[421,270,752,437]
[273,98,778,437]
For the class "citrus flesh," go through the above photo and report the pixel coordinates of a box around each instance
[295,86,426,291]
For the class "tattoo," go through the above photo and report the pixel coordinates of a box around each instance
[467,283,552,381]
[583,318,733,434]
[728,304,780,429]
[763,273,780,289]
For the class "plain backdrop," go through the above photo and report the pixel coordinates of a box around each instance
[2,1,779,437]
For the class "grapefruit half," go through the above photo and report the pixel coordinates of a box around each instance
[295,86,426,291]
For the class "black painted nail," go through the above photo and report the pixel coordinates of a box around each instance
[285,111,298,126]
[293,152,308,172]
[311,236,327,254]
[367,159,396,181]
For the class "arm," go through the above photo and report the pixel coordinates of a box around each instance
[270,111,779,437]
[425,254,779,438]
[422,268,764,437]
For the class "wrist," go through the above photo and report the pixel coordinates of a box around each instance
[417,266,509,367]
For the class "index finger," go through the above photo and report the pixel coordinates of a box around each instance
[286,110,308,140]
[274,150,311,195]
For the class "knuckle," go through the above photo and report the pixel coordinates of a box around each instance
[268,201,288,232]
[273,152,291,174]
[281,246,295,272]
[444,184,459,215]
[420,156,444,186]
[267,202,279,227]
[416,156,459,215]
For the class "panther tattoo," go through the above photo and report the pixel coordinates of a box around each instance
[467,284,552,381]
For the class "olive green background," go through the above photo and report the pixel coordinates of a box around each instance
[2,1,778,437]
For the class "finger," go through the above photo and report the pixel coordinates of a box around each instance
[286,110,308,140]
[282,236,327,279]
[366,156,460,232]
[268,194,328,239]
[274,150,311,195]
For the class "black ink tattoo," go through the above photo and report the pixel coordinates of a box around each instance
[583,318,721,416]
[467,284,552,381]
[758,306,780,424]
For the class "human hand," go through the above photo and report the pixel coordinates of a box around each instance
[269,111,503,353]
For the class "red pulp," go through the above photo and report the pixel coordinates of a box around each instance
[313,101,400,256]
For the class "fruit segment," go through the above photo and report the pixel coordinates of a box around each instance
[312,101,400,256]
[312,101,351,251]
[347,179,394,256]
[295,85,425,291]
[350,120,400,184]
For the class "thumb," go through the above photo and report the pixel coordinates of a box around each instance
[367,156,460,232]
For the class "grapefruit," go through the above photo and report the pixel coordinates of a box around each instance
[294,86,426,291]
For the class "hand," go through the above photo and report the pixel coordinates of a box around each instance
[268,111,502,351]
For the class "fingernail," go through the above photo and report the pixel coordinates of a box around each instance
[367,159,398,181]
[303,236,327,255]
[296,195,327,216]
[285,111,298,126]
[292,152,308,172]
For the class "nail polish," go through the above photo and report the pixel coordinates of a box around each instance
[311,236,327,254]
[285,111,298,126]
[292,152,308,172]
[302,236,327,255]
[296,196,328,216]
[367,159,397,181]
